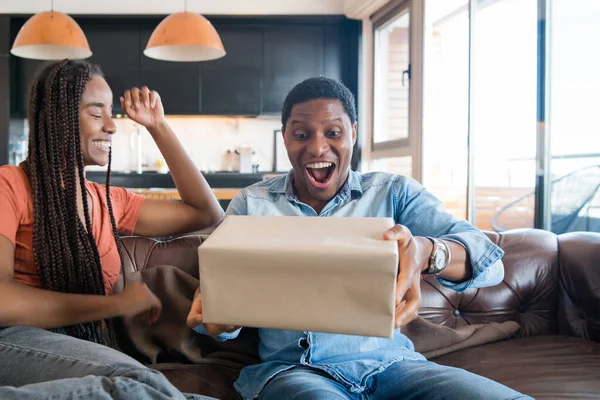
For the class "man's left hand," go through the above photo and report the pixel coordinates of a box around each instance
[383,224,429,328]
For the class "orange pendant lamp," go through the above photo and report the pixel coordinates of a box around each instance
[144,3,225,62]
[11,4,91,60]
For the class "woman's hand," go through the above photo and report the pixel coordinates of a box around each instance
[120,86,166,131]
[115,282,162,326]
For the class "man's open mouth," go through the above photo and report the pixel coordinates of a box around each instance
[305,162,336,189]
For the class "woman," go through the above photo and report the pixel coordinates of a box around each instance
[0,60,222,399]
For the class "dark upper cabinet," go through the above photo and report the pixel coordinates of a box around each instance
[201,28,263,115]
[323,26,344,82]
[12,58,46,117]
[262,26,325,114]
[9,17,359,118]
[139,30,202,115]
[85,27,142,113]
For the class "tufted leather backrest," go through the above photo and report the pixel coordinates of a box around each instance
[119,230,562,338]
[420,229,560,337]
[557,232,600,342]
[120,235,204,276]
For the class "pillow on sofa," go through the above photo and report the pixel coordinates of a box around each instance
[404,317,521,359]
[114,264,260,368]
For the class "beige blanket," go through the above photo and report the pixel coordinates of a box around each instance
[116,264,519,367]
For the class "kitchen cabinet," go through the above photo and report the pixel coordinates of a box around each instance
[201,27,263,115]
[9,16,359,117]
[262,26,325,114]
[12,57,44,117]
[86,27,142,114]
[140,30,202,115]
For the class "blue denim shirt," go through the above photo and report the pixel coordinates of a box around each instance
[195,170,505,400]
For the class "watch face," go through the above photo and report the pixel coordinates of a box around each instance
[434,250,447,272]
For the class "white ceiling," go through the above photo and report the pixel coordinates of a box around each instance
[0,0,346,15]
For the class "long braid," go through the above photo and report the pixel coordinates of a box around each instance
[106,148,126,281]
[103,148,125,347]
[24,60,124,345]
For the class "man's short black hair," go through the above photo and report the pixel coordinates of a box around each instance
[281,77,357,127]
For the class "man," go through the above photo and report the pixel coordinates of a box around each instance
[188,77,531,400]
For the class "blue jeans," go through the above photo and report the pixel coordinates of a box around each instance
[259,361,533,400]
[0,326,215,400]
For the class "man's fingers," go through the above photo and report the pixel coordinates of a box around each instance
[395,298,420,328]
[395,275,411,306]
[383,224,412,245]
[384,224,403,240]
[187,313,203,329]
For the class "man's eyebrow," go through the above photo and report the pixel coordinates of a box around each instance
[321,117,343,123]
[290,118,308,124]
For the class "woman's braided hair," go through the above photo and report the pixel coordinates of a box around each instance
[24,59,124,345]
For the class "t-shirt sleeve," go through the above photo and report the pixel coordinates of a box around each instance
[0,168,23,244]
[108,187,145,235]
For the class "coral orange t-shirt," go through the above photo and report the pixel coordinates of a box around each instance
[0,165,145,294]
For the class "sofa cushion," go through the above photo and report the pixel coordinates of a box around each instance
[432,335,600,399]
[151,363,241,400]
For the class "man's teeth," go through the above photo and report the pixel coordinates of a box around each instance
[92,140,111,149]
[306,162,333,169]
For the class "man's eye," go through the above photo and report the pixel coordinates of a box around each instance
[92,115,102,119]
[327,131,341,137]
[295,133,307,140]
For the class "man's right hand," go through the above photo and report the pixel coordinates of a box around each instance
[115,282,162,325]
[187,288,240,336]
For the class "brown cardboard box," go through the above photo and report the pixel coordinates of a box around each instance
[198,215,399,338]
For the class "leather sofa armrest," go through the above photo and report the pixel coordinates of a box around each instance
[557,232,600,342]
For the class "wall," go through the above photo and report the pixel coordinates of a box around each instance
[0,0,345,15]
[85,116,288,174]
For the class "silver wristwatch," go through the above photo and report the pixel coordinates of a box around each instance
[423,237,451,276]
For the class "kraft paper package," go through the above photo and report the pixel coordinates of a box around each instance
[198,215,399,338]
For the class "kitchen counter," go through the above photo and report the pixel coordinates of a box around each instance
[128,187,241,201]
[86,171,267,189]
[85,171,282,209]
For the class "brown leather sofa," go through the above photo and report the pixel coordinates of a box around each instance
[115,229,600,400]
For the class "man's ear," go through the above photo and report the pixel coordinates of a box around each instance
[352,122,357,146]
[281,126,286,145]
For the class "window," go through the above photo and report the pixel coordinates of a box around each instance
[472,0,538,231]
[422,0,469,220]
[371,156,413,177]
[367,1,421,179]
[547,0,600,233]
[373,11,410,145]
[422,0,537,228]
